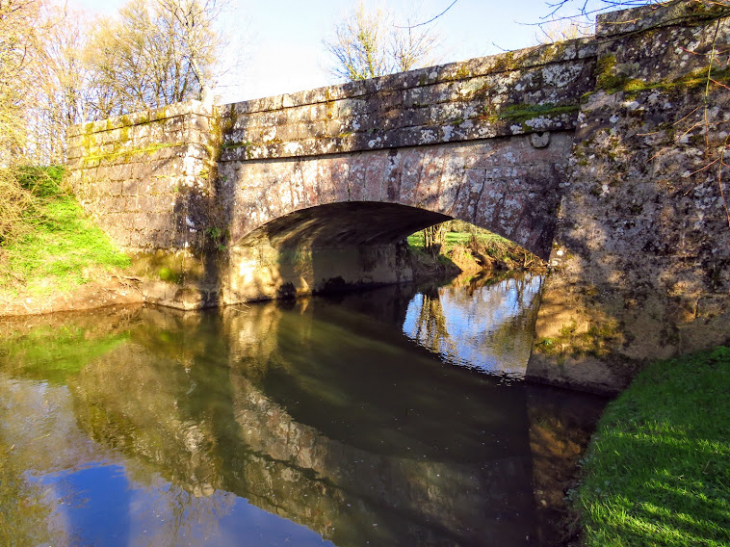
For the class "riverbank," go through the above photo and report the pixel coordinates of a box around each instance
[0,167,137,316]
[0,167,136,316]
[406,228,546,284]
[574,346,730,547]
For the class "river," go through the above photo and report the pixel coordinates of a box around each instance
[0,273,606,547]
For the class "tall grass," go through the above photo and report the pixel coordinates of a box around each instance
[0,166,34,245]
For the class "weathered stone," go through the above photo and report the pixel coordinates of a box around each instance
[526,1,730,393]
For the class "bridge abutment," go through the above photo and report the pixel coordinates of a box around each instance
[526,1,730,392]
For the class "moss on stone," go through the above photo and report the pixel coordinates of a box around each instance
[454,63,471,80]
[491,51,516,73]
[596,59,730,97]
[127,251,205,285]
[221,140,253,152]
[535,316,622,360]
[498,102,580,123]
[595,54,633,92]
[119,125,131,143]
[81,142,183,165]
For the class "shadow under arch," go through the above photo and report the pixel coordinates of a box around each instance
[221,200,546,304]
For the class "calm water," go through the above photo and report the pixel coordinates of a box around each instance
[0,274,605,547]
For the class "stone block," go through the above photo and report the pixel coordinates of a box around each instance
[121,180,139,196]
[185,114,211,133]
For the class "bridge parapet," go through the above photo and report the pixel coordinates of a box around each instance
[66,100,217,252]
[66,101,220,308]
[219,39,596,162]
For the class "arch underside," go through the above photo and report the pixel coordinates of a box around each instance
[221,201,537,305]
[220,134,571,304]
[237,202,451,249]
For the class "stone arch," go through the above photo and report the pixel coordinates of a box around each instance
[222,133,573,266]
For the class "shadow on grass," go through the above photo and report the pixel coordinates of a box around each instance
[577,346,730,547]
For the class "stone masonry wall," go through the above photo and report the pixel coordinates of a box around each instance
[526,1,730,393]
[65,1,730,394]
[66,101,220,309]
[222,133,574,259]
[219,39,596,162]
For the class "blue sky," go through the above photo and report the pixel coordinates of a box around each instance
[69,0,596,103]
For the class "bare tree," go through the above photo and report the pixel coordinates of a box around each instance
[84,0,221,118]
[154,0,225,102]
[534,19,594,44]
[323,1,442,81]
[29,6,91,163]
[0,0,48,159]
[0,0,52,242]
[545,0,660,19]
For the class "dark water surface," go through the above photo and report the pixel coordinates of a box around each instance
[0,274,606,547]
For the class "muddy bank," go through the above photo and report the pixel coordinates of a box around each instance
[0,274,143,317]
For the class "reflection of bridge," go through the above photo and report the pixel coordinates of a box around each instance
[66,2,730,393]
[54,302,599,546]
[73,304,535,546]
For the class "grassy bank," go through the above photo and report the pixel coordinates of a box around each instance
[575,346,730,547]
[407,228,544,271]
[0,167,129,297]
[407,230,503,250]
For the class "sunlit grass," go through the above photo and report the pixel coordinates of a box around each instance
[0,166,130,295]
[407,230,508,250]
[576,346,730,547]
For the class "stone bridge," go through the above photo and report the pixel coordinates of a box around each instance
[67,1,730,393]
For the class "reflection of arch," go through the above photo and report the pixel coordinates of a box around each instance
[62,306,538,547]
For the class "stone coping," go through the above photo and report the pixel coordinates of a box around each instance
[596,0,730,38]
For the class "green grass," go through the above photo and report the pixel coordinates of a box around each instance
[407,230,508,251]
[0,166,130,295]
[576,346,730,547]
[408,229,540,268]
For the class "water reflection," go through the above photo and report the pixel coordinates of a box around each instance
[0,275,605,546]
[404,273,542,378]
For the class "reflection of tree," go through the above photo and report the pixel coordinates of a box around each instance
[411,287,458,358]
[129,479,236,547]
[404,274,543,377]
[0,375,100,546]
[0,437,63,547]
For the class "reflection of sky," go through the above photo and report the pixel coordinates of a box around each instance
[31,463,335,547]
[3,377,333,547]
[402,275,543,378]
